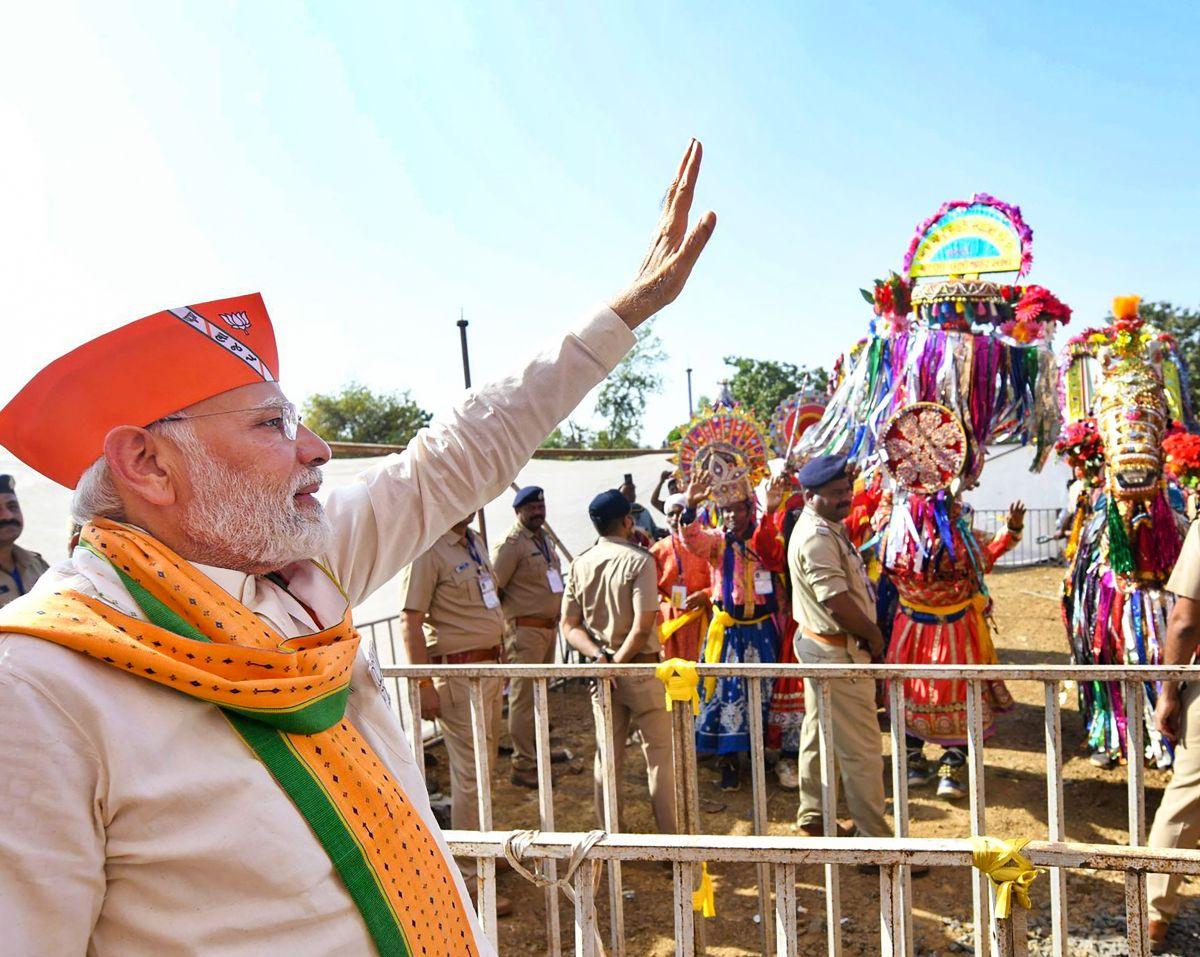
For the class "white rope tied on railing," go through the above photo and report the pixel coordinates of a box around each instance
[502,828,608,955]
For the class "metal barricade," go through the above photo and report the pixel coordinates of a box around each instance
[972,508,1065,567]
[379,660,1200,957]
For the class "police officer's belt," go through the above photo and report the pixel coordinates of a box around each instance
[514,615,560,629]
[431,646,503,665]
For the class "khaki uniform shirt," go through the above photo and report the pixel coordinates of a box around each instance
[397,528,506,655]
[788,506,876,635]
[563,536,660,655]
[0,305,633,957]
[0,544,49,610]
[1168,521,1200,598]
[491,522,563,620]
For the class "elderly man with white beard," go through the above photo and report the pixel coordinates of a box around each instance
[0,141,715,957]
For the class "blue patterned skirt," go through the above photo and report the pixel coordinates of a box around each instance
[695,616,778,756]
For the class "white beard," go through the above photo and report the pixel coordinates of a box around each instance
[174,430,333,573]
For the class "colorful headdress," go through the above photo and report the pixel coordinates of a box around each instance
[1058,296,1195,434]
[769,389,827,469]
[677,404,770,508]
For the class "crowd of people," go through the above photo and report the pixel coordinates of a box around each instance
[389,455,1028,913]
[398,438,1200,951]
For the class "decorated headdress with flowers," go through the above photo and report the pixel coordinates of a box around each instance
[798,194,1067,479]
[676,400,770,509]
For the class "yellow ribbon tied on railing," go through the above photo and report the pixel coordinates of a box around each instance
[970,836,1040,919]
[655,658,700,715]
[692,862,716,918]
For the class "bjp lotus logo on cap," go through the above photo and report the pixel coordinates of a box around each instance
[220,310,251,331]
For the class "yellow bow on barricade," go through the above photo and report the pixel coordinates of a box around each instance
[692,862,717,918]
[970,836,1040,918]
[655,658,700,715]
[653,659,716,918]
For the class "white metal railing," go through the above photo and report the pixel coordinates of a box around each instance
[376,659,1200,957]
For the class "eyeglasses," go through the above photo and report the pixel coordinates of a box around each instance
[156,401,300,441]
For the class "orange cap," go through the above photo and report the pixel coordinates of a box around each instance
[0,293,279,489]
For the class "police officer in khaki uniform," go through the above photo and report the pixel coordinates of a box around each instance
[397,517,512,915]
[491,486,571,787]
[562,490,677,833]
[1148,520,1200,952]
[788,455,890,840]
[0,475,48,610]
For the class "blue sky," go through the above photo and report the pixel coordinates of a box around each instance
[3,2,1198,449]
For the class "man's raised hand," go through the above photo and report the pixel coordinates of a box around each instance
[685,471,712,509]
[609,139,717,330]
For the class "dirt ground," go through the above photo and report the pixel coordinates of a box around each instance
[424,565,1198,955]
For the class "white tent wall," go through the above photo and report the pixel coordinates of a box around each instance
[1,442,1065,624]
[0,449,675,624]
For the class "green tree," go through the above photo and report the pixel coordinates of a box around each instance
[721,356,829,423]
[594,326,666,445]
[302,382,431,445]
[540,421,597,449]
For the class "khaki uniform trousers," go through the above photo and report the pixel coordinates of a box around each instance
[1149,682,1200,921]
[505,623,558,771]
[590,674,678,834]
[434,670,504,880]
[796,636,890,838]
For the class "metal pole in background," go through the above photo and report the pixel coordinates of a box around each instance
[686,367,694,419]
[457,309,488,548]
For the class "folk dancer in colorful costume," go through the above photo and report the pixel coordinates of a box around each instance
[676,400,790,790]
[0,141,716,957]
[797,195,1069,799]
[1056,295,1194,768]
[651,490,713,661]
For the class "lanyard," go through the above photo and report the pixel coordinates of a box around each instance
[671,535,686,578]
[464,532,486,572]
[532,532,553,565]
[10,564,24,595]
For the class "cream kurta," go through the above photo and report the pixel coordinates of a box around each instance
[0,307,633,957]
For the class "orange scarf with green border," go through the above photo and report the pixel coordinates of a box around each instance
[0,519,478,957]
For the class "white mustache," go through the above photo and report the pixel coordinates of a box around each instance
[291,469,324,496]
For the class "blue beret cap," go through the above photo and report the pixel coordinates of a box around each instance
[589,489,631,525]
[512,485,544,508]
[796,454,849,490]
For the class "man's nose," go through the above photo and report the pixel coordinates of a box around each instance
[296,424,331,468]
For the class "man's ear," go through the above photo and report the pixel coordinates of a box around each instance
[103,426,179,508]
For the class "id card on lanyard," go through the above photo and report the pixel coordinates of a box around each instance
[533,533,564,594]
[466,533,501,609]
[670,584,688,610]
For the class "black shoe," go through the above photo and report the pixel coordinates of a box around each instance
[907,752,935,788]
[719,761,741,792]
